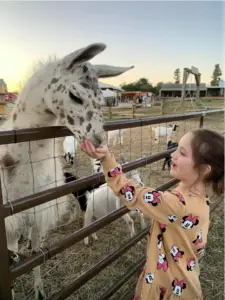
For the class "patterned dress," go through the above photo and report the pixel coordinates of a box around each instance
[101,153,210,300]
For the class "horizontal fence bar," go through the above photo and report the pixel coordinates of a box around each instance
[0,109,223,145]
[104,109,223,130]
[119,288,136,300]
[46,227,149,300]
[10,178,178,280]
[97,256,145,300]
[113,277,138,300]
[4,148,177,218]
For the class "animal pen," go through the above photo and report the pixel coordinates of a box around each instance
[0,108,224,300]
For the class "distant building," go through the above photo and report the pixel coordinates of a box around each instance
[4,93,18,102]
[206,80,225,97]
[99,82,124,92]
[160,83,207,98]
[121,91,151,103]
[0,79,7,102]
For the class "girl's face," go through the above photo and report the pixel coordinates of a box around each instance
[170,132,199,183]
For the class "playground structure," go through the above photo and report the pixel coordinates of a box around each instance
[174,66,208,112]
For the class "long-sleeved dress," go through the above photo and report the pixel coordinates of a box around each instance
[100,153,210,299]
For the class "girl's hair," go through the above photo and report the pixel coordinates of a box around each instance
[191,128,224,195]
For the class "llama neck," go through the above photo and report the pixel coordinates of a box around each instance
[3,102,57,131]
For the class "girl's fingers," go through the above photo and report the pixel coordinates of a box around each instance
[80,140,108,159]
[80,143,85,151]
[86,140,96,152]
[95,147,107,154]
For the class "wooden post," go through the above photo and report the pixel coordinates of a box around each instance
[199,116,204,128]
[199,114,205,128]
[108,106,112,120]
[160,98,165,115]
[0,177,13,300]
[132,104,135,118]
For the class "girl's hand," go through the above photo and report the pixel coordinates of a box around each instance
[80,139,109,160]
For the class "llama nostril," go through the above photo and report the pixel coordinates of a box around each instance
[93,133,104,148]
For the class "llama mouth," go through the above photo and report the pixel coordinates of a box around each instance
[92,134,104,148]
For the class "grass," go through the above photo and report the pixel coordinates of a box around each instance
[200,203,224,300]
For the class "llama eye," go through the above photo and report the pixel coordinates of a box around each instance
[69,91,83,105]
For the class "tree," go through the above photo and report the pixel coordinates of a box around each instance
[210,64,222,86]
[173,68,180,84]
[152,82,163,95]
[121,77,154,92]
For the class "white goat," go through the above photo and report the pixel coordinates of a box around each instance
[83,168,146,245]
[107,129,124,146]
[63,136,78,165]
[152,124,178,144]
[91,157,102,173]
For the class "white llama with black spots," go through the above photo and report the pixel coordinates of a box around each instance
[0,42,133,300]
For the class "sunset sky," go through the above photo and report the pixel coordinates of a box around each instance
[1,1,223,92]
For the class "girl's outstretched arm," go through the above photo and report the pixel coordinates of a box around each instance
[100,151,186,224]
[80,140,186,224]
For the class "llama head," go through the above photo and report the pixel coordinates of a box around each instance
[130,169,144,187]
[22,43,133,148]
[118,154,144,187]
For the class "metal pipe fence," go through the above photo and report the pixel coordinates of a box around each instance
[0,108,223,300]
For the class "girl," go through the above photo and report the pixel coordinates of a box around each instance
[80,128,224,300]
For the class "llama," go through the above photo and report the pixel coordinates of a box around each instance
[63,170,146,245]
[152,124,179,144]
[0,42,134,300]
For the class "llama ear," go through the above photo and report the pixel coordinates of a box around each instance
[62,43,106,70]
[94,65,134,78]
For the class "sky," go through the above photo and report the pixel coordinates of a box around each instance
[1,1,223,92]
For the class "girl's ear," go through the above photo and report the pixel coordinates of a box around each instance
[200,164,211,179]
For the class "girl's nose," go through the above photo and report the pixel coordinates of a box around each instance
[171,149,177,159]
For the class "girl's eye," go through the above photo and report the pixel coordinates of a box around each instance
[179,149,185,156]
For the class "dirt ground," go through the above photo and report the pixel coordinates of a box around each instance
[13,112,224,300]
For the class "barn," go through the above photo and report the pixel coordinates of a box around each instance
[207,80,225,97]
[160,83,207,98]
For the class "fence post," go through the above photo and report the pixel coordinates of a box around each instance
[0,177,13,300]
[132,104,135,118]
[108,106,112,120]
[199,114,205,128]
[160,98,165,115]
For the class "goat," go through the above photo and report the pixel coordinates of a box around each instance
[152,124,178,144]
[63,172,103,211]
[64,170,146,245]
[63,136,78,165]
[162,141,178,170]
[91,158,102,173]
[107,129,124,146]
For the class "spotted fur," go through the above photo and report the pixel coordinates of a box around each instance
[0,43,134,300]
